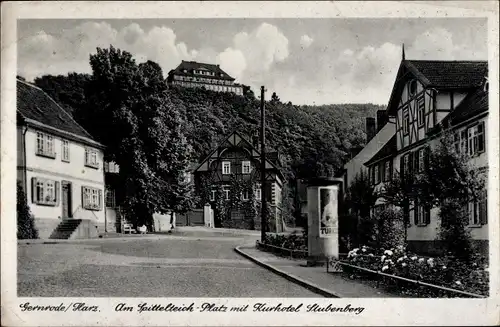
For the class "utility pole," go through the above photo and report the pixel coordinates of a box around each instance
[260,86,267,243]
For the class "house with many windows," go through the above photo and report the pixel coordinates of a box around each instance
[17,79,106,239]
[364,56,488,255]
[192,131,284,231]
[167,60,244,95]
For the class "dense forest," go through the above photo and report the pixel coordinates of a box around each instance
[27,46,384,225]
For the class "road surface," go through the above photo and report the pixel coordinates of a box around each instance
[18,233,320,297]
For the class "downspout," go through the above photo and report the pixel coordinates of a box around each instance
[22,126,28,194]
[103,159,107,234]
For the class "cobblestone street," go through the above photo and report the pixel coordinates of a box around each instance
[17,234,320,297]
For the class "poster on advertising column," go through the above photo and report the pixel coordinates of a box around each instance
[318,186,338,237]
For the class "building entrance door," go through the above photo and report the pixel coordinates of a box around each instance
[61,181,72,218]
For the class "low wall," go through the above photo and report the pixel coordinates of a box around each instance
[34,217,61,239]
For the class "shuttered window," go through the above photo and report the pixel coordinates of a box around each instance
[82,186,102,211]
[31,177,59,206]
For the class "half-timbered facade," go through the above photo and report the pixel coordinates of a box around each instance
[193,131,284,231]
[365,55,488,255]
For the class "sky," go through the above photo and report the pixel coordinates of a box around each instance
[17,18,487,105]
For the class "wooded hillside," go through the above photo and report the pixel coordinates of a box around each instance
[28,47,384,224]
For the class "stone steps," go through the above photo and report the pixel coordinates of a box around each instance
[49,219,82,239]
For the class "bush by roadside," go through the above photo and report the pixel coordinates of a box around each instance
[346,245,488,297]
[264,232,307,251]
[17,181,38,239]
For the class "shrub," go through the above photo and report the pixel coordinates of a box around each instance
[374,207,405,249]
[264,232,307,251]
[346,245,488,296]
[17,181,38,239]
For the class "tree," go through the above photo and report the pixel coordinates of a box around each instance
[85,46,194,228]
[379,168,416,243]
[17,181,38,239]
[343,170,377,247]
[415,132,485,261]
[381,132,486,260]
[34,73,91,116]
[270,91,281,104]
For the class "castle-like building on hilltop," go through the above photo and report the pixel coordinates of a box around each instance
[167,60,243,95]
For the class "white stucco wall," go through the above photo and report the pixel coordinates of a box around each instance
[19,126,105,225]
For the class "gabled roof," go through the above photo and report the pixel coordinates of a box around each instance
[387,60,488,115]
[364,134,397,167]
[168,60,235,81]
[193,130,283,178]
[428,88,489,136]
[17,79,101,146]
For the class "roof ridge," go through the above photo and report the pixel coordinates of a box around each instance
[17,79,96,141]
[17,78,45,91]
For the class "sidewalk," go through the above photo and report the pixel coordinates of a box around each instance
[235,245,397,298]
[161,226,261,237]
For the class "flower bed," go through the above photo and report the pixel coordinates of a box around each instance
[344,245,488,297]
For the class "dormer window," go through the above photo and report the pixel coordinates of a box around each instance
[409,80,417,96]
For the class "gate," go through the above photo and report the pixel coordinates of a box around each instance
[176,209,204,226]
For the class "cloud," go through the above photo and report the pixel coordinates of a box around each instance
[17,22,198,81]
[216,48,247,80]
[300,35,314,48]
[271,26,486,105]
[232,23,289,73]
[17,22,486,105]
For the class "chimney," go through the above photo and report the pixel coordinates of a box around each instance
[376,110,388,132]
[365,117,376,143]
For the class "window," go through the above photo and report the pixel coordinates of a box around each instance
[255,185,262,200]
[222,161,231,174]
[105,188,115,208]
[384,160,392,182]
[403,154,410,177]
[460,129,468,154]
[467,122,486,156]
[403,107,410,135]
[85,148,99,168]
[32,178,59,206]
[242,161,251,174]
[415,201,430,226]
[418,149,425,172]
[36,132,55,158]
[223,186,230,200]
[61,139,70,162]
[468,193,487,226]
[82,186,102,210]
[417,96,425,127]
[374,164,380,184]
[104,162,120,173]
[409,80,417,96]
[241,189,250,201]
[209,190,216,202]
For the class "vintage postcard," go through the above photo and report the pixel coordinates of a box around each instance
[1,1,499,326]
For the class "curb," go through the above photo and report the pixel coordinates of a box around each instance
[234,246,341,298]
